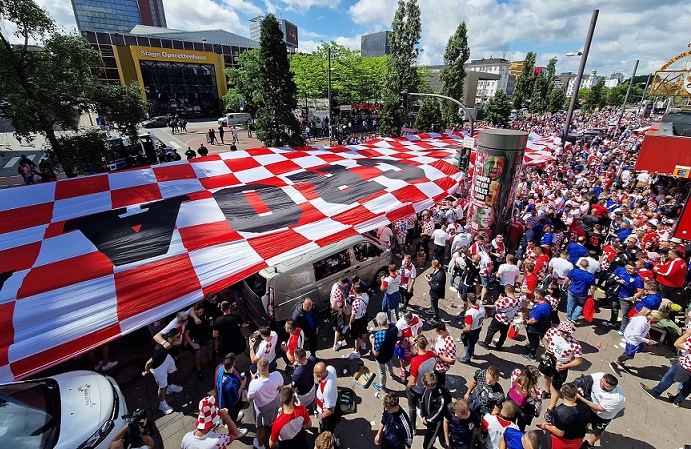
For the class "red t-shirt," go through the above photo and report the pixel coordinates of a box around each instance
[591,204,608,219]
[522,273,539,301]
[409,351,436,378]
[270,406,310,444]
[567,226,585,243]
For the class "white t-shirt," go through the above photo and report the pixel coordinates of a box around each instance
[255,331,278,364]
[482,413,518,449]
[549,257,574,283]
[452,232,473,253]
[316,365,338,412]
[589,372,626,420]
[432,228,449,246]
[381,274,401,295]
[464,303,485,330]
[576,256,601,275]
[248,371,283,407]
[377,226,393,246]
[496,263,520,286]
[180,430,233,449]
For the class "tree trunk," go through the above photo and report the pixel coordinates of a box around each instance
[43,125,77,178]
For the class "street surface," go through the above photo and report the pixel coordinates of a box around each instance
[39,259,689,449]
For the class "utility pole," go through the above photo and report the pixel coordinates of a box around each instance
[615,59,639,134]
[327,47,332,143]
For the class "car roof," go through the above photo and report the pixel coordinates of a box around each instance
[257,234,380,277]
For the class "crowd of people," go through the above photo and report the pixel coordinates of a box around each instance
[107,108,691,449]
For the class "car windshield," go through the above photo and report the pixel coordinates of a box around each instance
[0,379,60,449]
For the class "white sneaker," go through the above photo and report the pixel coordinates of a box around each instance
[360,341,367,350]
[333,341,342,351]
[159,401,173,415]
[236,411,244,422]
[101,361,118,371]
[237,427,249,438]
[350,350,361,358]
[166,384,183,394]
[449,286,458,292]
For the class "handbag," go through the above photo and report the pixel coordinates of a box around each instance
[583,296,595,322]
[539,352,557,377]
[338,387,357,414]
[507,323,520,339]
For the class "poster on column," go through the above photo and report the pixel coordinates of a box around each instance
[469,148,523,237]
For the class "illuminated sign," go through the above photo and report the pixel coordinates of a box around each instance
[133,46,211,64]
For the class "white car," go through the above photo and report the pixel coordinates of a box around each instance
[0,370,128,449]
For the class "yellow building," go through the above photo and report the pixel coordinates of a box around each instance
[510,61,524,77]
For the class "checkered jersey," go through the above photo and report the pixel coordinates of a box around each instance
[544,327,582,364]
[679,336,691,371]
[0,131,558,382]
[434,334,457,373]
[493,295,521,325]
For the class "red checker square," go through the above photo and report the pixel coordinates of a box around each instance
[390,185,428,204]
[0,242,41,273]
[282,151,310,159]
[356,149,384,158]
[115,253,201,321]
[248,177,288,188]
[0,202,54,235]
[178,221,242,252]
[246,147,275,156]
[427,150,453,159]
[333,205,379,226]
[350,165,382,181]
[431,159,460,176]
[110,184,162,209]
[248,229,312,260]
[434,177,458,193]
[295,202,328,226]
[44,221,67,239]
[387,205,416,223]
[328,145,349,153]
[16,251,114,300]
[199,173,241,190]
[265,159,302,175]
[54,176,110,200]
[292,183,320,201]
[225,157,261,172]
[153,163,198,182]
[186,190,214,201]
[204,261,267,295]
[417,133,432,139]
[0,301,16,366]
[316,227,358,247]
[316,153,347,163]
[414,142,435,149]
[358,189,389,205]
[11,324,120,381]
[389,152,416,159]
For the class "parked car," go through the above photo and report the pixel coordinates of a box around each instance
[0,370,128,449]
[141,116,168,128]
[242,234,392,327]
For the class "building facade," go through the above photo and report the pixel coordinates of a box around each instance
[85,27,259,116]
[360,31,391,57]
[465,58,513,102]
[249,16,298,52]
[71,0,166,34]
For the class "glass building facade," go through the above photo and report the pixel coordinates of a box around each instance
[71,0,166,34]
[360,31,391,57]
[140,61,218,116]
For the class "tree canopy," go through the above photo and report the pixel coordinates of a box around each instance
[255,14,304,146]
[484,90,512,127]
[379,0,422,137]
[440,21,470,125]
[512,51,536,110]
[0,0,147,177]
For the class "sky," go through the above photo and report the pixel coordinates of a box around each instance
[12,0,691,78]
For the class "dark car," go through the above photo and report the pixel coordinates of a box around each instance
[141,116,168,128]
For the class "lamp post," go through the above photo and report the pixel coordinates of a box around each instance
[614,59,639,135]
[562,9,599,149]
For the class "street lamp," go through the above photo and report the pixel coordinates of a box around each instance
[562,9,599,149]
[327,47,332,143]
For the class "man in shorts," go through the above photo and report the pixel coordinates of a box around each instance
[573,372,626,448]
[180,394,245,449]
[247,358,284,449]
[143,328,184,415]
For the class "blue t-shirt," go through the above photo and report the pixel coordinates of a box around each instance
[503,427,524,449]
[529,301,551,321]
[540,232,553,247]
[612,267,644,298]
[635,292,662,313]
[567,268,596,297]
[566,243,589,265]
[616,228,632,241]
[216,366,242,410]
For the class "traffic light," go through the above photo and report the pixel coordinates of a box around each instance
[399,91,408,112]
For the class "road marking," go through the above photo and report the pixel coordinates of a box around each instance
[3,157,19,168]
[27,154,39,161]
[168,141,181,149]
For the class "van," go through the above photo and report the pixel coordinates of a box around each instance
[218,112,252,126]
[242,235,392,326]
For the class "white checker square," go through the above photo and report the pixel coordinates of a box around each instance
[176,197,228,228]
[52,191,113,222]
[294,218,349,241]
[108,168,157,190]
[0,182,55,212]
[189,240,264,287]
[233,165,276,184]
[191,160,233,178]
[158,178,205,199]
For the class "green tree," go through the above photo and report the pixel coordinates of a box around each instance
[379,0,422,136]
[439,21,470,125]
[484,90,512,126]
[547,88,566,113]
[414,98,442,131]
[512,51,536,110]
[255,14,304,146]
[583,77,605,111]
[0,0,147,177]
[529,57,556,114]
[223,49,263,113]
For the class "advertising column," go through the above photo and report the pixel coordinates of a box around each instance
[468,129,528,238]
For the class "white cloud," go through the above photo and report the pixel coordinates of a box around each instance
[298,39,321,53]
[348,0,397,27]
[334,35,360,50]
[222,0,263,15]
[164,0,247,33]
[279,0,339,13]
[264,0,278,14]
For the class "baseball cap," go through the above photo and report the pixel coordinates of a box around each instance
[196,395,221,430]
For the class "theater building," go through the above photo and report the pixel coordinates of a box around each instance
[85,26,259,116]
